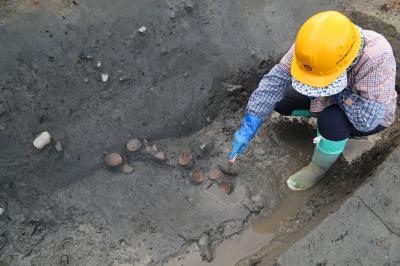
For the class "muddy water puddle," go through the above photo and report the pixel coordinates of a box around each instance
[165,185,321,266]
[252,185,321,234]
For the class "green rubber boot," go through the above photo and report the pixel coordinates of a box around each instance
[291,109,310,118]
[287,132,348,191]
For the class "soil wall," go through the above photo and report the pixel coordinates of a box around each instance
[0,0,344,187]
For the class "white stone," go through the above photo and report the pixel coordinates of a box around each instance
[96,61,102,68]
[141,254,153,265]
[251,194,262,202]
[307,117,318,128]
[145,145,152,153]
[122,164,134,174]
[33,131,51,149]
[55,140,63,152]
[0,208,4,216]
[101,73,109,82]
[154,151,166,161]
[151,145,158,153]
[138,26,147,33]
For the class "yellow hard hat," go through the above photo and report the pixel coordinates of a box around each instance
[291,11,361,88]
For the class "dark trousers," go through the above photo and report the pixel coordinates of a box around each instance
[274,87,386,141]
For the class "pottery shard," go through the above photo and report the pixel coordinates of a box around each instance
[178,151,192,166]
[219,181,233,194]
[104,153,123,167]
[122,163,134,174]
[154,151,166,161]
[208,166,222,180]
[127,138,142,152]
[192,168,205,184]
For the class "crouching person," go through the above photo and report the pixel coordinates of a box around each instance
[228,11,397,191]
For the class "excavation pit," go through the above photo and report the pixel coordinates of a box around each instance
[0,1,399,266]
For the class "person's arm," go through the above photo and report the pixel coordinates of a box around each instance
[331,52,396,132]
[331,89,386,132]
[228,45,294,160]
[246,46,294,120]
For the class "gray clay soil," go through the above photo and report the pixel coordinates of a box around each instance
[0,1,399,266]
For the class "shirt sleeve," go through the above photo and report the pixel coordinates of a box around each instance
[332,89,386,132]
[331,52,395,132]
[246,45,294,120]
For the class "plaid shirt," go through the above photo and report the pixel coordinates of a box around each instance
[247,29,397,132]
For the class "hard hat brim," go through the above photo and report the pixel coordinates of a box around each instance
[291,24,362,88]
[292,71,347,97]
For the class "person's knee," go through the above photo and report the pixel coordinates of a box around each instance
[318,105,352,141]
[275,87,310,116]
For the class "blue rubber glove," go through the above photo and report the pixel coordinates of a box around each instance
[228,113,262,160]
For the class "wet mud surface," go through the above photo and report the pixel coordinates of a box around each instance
[0,105,317,265]
[1,0,399,266]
